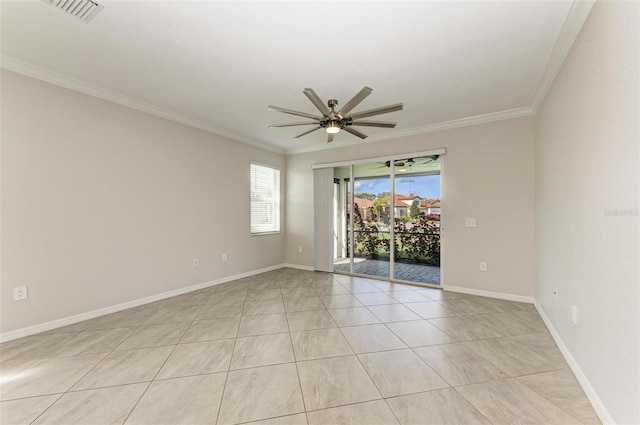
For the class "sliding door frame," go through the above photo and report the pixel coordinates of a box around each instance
[311,149,446,171]
[349,165,354,275]
[317,148,446,288]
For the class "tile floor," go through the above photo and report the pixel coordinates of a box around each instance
[0,268,601,425]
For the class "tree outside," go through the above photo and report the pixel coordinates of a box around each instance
[351,175,441,266]
[409,200,420,219]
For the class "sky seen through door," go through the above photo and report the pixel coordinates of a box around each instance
[354,175,440,199]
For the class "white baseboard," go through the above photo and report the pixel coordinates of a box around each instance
[0,263,286,343]
[534,301,613,425]
[283,263,314,271]
[444,285,534,304]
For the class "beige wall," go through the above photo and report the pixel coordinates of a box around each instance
[535,1,639,423]
[1,70,285,334]
[286,116,536,299]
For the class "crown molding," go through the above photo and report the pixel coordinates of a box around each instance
[288,0,594,156]
[2,54,533,157]
[0,56,285,155]
[530,0,596,112]
[285,106,534,155]
[3,0,590,159]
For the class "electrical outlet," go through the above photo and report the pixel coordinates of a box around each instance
[298,246,303,253]
[479,261,488,272]
[466,218,477,227]
[193,258,199,268]
[13,286,28,301]
[222,253,228,262]
[571,306,578,325]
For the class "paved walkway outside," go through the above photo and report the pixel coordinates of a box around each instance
[333,258,440,285]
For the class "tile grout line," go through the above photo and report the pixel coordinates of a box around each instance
[446,384,496,425]
[214,283,249,425]
[25,393,65,425]
[373,304,458,394]
[512,371,594,424]
[281,276,310,420]
[331,306,389,409]
[119,298,209,424]
[373,280,495,424]
[355,293,505,412]
[3,269,590,424]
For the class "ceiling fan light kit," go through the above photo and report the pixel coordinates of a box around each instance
[268,87,403,143]
[325,120,341,134]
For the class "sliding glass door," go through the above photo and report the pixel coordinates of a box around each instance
[331,154,442,286]
[392,158,441,285]
[350,162,391,279]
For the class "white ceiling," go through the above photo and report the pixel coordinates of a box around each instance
[1,1,581,154]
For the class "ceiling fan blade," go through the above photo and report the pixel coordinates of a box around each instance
[327,133,335,143]
[294,126,322,138]
[336,86,372,119]
[303,88,330,117]
[267,105,321,120]
[342,127,368,140]
[269,121,319,128]
[350,120,397,128]
[348,103,403,120]
[420,155,440,164]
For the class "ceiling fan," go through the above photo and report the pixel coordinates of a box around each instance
[379,159,407,168]
[378,156,440,168]
[268,87,403,143]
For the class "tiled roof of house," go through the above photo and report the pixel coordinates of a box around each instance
[384,194,420,208]
[353,197,374,208]
[396,194,419,201]
[420,198,441,208]
[354,194,440,209]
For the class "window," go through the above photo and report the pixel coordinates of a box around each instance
[250,163,280,234]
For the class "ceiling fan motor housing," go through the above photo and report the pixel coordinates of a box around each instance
[320,118,352,130]
[321,98,351,130]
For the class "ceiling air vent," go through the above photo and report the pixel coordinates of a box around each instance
[42,0,105,23]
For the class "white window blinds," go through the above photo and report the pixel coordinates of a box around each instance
[250,163,281,234]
